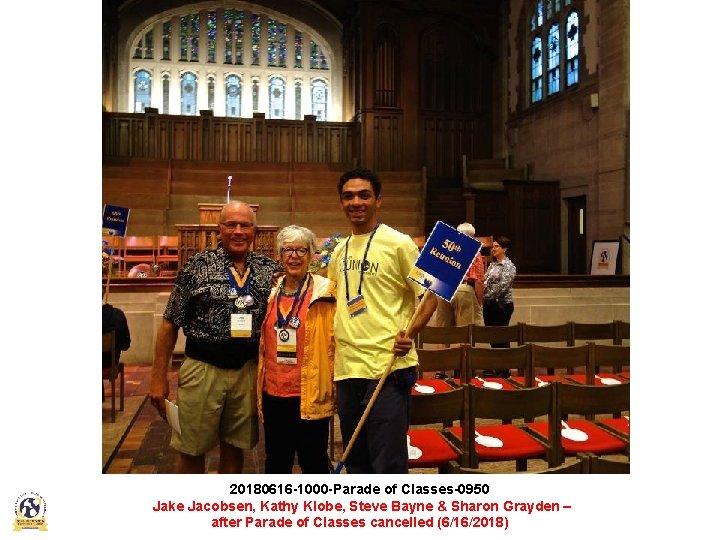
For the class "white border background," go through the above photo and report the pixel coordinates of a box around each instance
[3,2,719,538]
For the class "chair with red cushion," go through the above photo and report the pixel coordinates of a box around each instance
[513,343,593,387]
[520,322,573,375]
[465,344,531,389]
[592,342,630,381]
[414,346,466,395]
[525,381,630,463]
[407,386,468,471]
[448,382,561,471]
[448,452,591,474]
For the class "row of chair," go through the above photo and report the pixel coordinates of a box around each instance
[417,320,630,348]
[407,379,630,473]
[415,342,630,391]
[102,235,179,274]
[448,452,630,474]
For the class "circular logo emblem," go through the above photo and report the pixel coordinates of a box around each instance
[278,329,290,342]
[14,493,47,531]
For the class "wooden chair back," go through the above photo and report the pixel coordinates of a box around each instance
[522,322,573,345]
[122,235,156,272]
[156,235,180,270]
[471,324,523,346]
[416,324,470,348]
[591,343,630,375]
[614,320,630,345]
[465,344,531,385]
[416,347,466,380]
[531,343,593,381]
[571,321,616,345]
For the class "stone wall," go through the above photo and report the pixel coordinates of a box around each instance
[108,285,629,365]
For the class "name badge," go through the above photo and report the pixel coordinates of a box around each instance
[347,294,368,318]
[230,313,253,338]
[276,327,298,364]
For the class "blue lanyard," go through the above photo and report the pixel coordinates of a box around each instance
[276,273,310,328]
[342,223,380,302]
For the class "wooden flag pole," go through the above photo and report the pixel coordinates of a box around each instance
[333,291,433,474]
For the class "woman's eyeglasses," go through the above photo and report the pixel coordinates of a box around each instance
[280,247,310,256]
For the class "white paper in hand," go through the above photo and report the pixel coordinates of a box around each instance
[165,399,181,434]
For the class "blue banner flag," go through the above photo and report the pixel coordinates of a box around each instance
[102,204,130,237]
[408,221,483,302]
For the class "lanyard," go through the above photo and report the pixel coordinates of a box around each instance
[276,273,310,328]
[342,223,380,302]
[227,264,251,291]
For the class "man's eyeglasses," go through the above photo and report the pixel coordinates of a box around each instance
[220,221,255,230]
[280,247,310,257]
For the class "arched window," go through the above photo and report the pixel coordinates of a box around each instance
[311,79,328,121]
[134,70,151,112]
[527,0,580,104]
[294,79,303,119]
[127,3,336,119]
[208,76,215,110]
[566,11,580,86]
[226,75,241,117]
[180,72,197,115]
[547,24,560,96]
[268,76,285,118]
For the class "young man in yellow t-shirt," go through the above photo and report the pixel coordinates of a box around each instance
[328,168,437,473]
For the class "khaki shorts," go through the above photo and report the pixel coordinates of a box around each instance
[171,357,258,456]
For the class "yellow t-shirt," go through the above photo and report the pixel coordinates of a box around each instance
[329,224,425,380]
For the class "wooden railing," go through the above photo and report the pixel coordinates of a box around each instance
[102,109,359,164]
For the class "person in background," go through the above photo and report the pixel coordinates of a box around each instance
[329,167,437,474]
[257,225,336,474]
[482,235,516,367]
[102,302,131,369]
[434,222,485,328]
[148,201,282,473]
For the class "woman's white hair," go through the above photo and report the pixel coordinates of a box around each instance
[457,222,476,237]
[275,224,317,256]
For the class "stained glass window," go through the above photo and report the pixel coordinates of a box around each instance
[180,72,197,115]
[134,70,152,112]
[310,40,328,70]
[294,31,303,68]
[234,10,244,65]
[311,79,327,121]
[190,14,200,62]
[268,76,285,118]
[251,14,261,66]
[566,11,579,86]
[207,11,217,63]
[226,75,241,117]
[162,74,170,113]
[208,76,215,110]
[129,6,335,119]
[295,80,302,119]
[547,24,560,95]
[162,22,171,60]
[252,78,260,112]
[144,31,154,59]
[531,37,543,104]
[180,16,188,61]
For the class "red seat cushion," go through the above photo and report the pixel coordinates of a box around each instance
[412,379,455,395]
[407,429,460,468]
[468,377,517,390]
[526,419,628,454]
[511,374,566,387]
[448,425,546,461]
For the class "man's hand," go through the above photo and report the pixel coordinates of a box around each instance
[392,330,413,357]
[148,377,170,420]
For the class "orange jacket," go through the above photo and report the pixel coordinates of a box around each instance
[257,274,336,421]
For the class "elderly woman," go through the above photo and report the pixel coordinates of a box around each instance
[257,225,336,473]
[483,235,517,349]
